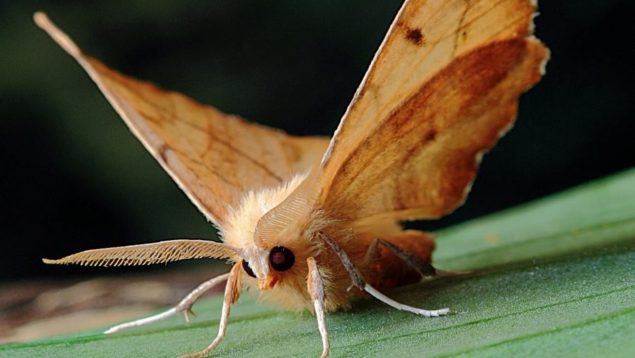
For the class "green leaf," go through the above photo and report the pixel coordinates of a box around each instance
[4,168,635,357]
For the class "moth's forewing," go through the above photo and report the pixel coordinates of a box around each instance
[34,13,329,227]
[316,0,548,224]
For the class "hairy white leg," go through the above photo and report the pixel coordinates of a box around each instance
[317,232,449,317]
[364,284,449,317]
[307,257,330,358]
[105,272,230,334]
[183,263,241,358]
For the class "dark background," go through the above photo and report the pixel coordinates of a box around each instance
[1,0,633,280]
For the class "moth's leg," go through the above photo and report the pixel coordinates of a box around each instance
[362,285,448,317]
[373,239,436,277]
[362,237,465,280]
[361,238,380,270]
[307,257,330,358]
[318,233,449,317]
[183,263,241,358]
[105,272,229,334]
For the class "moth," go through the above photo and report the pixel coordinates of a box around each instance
[35,0,548,356]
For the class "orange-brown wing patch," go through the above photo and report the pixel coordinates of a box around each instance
[317,0,548,224]
[35,13,328,227]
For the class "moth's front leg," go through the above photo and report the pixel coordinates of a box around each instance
[183,263,242,358]
[307,257,330,358]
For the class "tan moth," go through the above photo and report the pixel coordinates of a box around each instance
[35,0,548,356]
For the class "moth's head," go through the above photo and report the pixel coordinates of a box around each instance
[223,173,321,291]
[240,245,296,290]
[240,198,319,291]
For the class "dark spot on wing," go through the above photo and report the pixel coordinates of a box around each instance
[406,28,424,46]
[425,128,437,142]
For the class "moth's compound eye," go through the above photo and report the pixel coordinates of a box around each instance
[242,260,256,278]
[269,246,295,272]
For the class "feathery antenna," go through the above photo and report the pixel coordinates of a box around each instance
[43,240,238,267]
